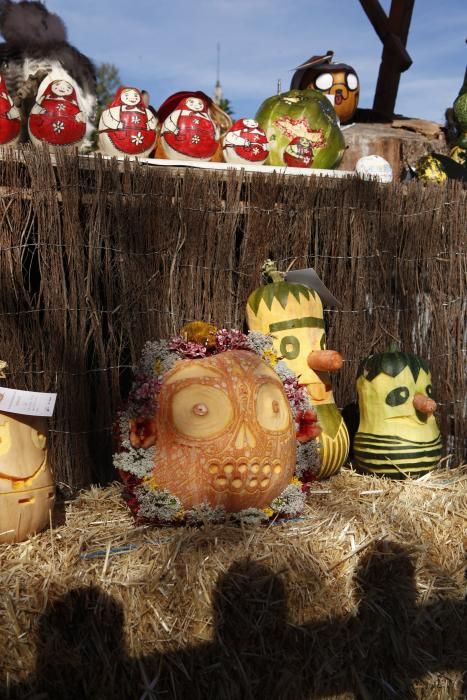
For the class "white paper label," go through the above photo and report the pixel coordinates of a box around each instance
[0,387,57,417]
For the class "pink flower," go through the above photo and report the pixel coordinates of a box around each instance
[215,328,251,352]
[168,336,208,358]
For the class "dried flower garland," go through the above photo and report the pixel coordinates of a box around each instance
[114,324,320,525]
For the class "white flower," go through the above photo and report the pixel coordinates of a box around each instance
[56,103,66,113]
[185,502,226,524]
[191,134,200,144]
[271,483,306,517]
[252,147,260,155]
[53,121,65,133]
[113,445,155,478]
[131,115,141,125]
[134,485,182,522]
[131,131,144,145]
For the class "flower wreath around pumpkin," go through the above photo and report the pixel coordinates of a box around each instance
[114,323,321,526]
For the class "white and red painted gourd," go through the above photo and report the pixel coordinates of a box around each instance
[28,74,87,149]
[158,91,220,161]
[0,411,55,543]
[222,119,269,165]
[0,73,21,146]
[98,86,158,157]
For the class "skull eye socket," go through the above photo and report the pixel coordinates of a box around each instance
[256,383,290,432]
[171,384,233,439]
[315,73,334,91]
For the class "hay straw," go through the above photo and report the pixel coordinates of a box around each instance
[0,466,465,699]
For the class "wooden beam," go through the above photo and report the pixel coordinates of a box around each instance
[359,0,415,119]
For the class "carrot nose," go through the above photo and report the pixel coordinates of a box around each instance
[413,393,437,415]
[307,350,343,373]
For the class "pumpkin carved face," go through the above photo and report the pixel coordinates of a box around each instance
[247,281,332,404]
[152,350,296,511]
[0,412,55,543]
[354,350,442,478]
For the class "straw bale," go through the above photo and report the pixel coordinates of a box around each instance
[0,467,465,699]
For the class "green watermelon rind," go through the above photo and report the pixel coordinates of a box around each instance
[255,89,345,170]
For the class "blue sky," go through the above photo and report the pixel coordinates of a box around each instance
[46,0,466,123]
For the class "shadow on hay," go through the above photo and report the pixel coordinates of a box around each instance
[1,541,466,700]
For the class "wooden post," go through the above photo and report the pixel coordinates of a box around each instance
[359,0,415,119]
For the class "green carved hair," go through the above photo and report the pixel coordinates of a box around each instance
[357,347,429,383]
[247,259,317,315]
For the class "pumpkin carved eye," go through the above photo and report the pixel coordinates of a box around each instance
[172,385,233,439]
[426,384,433,397]
[256,383,290,432]
[385,386,410,407]
[280,335,300,360]
[315,73,334,91]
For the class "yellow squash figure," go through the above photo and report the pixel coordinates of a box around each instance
[246,260,349,479]
[353,348,442,478]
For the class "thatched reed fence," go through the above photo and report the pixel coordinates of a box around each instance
[0,148,465,489]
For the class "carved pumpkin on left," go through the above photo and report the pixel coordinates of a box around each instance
[0,412,55,543]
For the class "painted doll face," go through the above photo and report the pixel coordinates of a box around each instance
[152,350,296,511]
[121,89,141,106]
[243,119,259,128]
[185,97,204,112]
[51,80,74,97]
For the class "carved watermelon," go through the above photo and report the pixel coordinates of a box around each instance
[255,89,345,169]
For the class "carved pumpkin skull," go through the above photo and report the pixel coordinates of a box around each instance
[0,412,55,543]
[152,350,296,511]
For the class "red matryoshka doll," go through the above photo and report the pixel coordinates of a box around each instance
[0,74,21,146]
[159,91,220,161]
[28,76,87,149]
[291,51,360,125]
[98,86,158,157]
[222,118,269,165]
[283,134,325,168]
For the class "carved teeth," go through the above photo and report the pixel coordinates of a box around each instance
[209,459,281,492]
